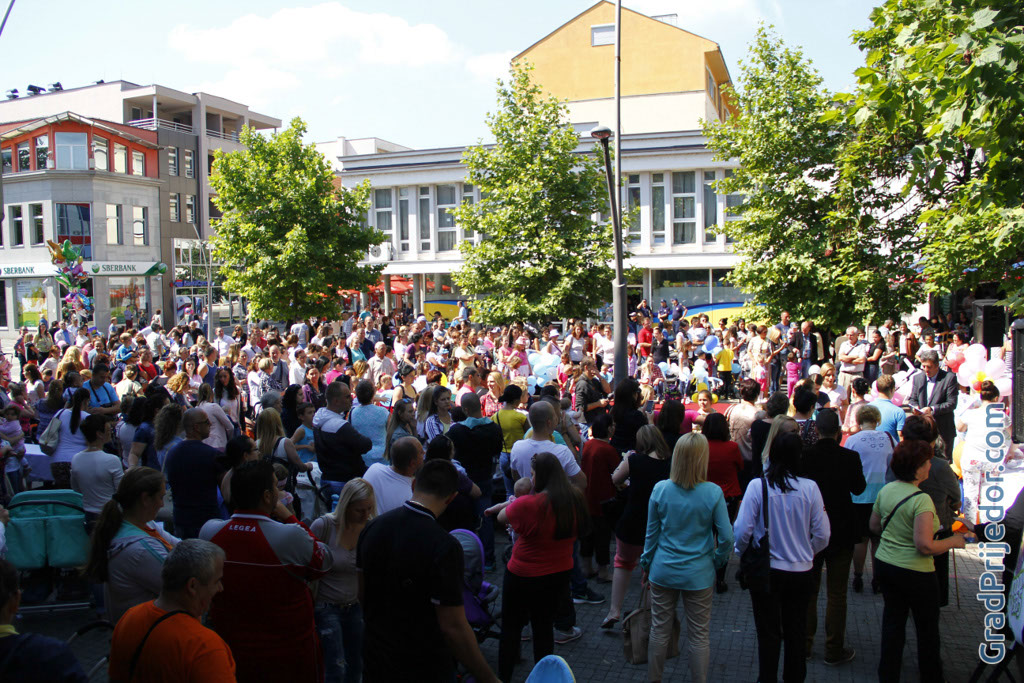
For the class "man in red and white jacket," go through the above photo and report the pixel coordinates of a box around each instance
[200,460,333,683]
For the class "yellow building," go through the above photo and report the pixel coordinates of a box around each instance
[333,2,747,321]
[515,0,736,130]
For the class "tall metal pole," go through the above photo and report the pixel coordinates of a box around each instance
[611,0,627,388]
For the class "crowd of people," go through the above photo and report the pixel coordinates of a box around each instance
[0,302,1016,683]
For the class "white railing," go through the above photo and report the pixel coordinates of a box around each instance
[206,129,240,142]
[127,117,194,135]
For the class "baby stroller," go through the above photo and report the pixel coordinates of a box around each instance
[450,528,501,643]
[6,489,92,611]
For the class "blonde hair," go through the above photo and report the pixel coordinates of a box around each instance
[671,432,709,489]
[258,357,274,373]
[636,424,671,460]
[330,477,377,544]
[761,415,797,466]
[487,371,505,394]
[60,346,84,369]
[352,360,368,380]
[416,385,437,426]
[166,372,190,395]
[256,407,286,458]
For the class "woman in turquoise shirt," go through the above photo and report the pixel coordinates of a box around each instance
[640,432,733,683]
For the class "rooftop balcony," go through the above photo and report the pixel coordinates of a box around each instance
[127,117,194,135]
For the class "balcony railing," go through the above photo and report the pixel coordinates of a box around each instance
[127,117,194,135]
[206,129,240,142]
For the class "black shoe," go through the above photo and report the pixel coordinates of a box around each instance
[715,579,728,594]
[852,574,863,593]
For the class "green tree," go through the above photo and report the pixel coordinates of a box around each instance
[839,0,1024,313]
[705,26,923,327]
[453,64,616,325]
[210,118,383,321]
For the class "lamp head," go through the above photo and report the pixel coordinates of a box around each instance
[590,125,612,143]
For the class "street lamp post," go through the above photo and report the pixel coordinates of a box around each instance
[190,225,214,337]
[591,125,628,388]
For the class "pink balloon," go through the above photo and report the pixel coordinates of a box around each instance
[984,359,1006,380]
[996,377,1012,397]
[891,392,905,407]
[965,343,989,362]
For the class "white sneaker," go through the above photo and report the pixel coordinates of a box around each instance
[554,626,583,644]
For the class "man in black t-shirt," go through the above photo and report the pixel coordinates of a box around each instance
[357,460,499,683]
[163,409,226,539]
[574,358,611,427]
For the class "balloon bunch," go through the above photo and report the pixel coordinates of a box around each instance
[48,239,93,315]
[64,288,94,316]
[955,343,1011,397]
[701,335,721,358]
[527,352,561,392]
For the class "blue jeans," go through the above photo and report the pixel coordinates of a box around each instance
[474,477,495,565]
[498,452,513,498]
[315,602,364,683]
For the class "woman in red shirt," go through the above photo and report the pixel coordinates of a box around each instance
[493,451,590,682]
[701,411,743,593]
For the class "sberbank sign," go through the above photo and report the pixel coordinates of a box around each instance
[0,262,167,278]
[1,265,42,276]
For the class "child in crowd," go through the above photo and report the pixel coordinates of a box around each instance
[8,384,36,436]
[485,477,534,545]
[272,462,295,515]
[717,340,735,400]
[291,402,316,464]
[786,349,802,398]
[376,374,394,407]
[0,405,28,499]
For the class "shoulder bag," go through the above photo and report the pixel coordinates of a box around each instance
[39,409,64,456]
[881,490,926,535]
[128,609,188,681]
[622,583,680,665]
[738,477,771,592]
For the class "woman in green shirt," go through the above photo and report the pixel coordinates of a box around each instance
[869,440,966,683]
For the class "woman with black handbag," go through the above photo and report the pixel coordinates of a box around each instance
[733,431,830,683]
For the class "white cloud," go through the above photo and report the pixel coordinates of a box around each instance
[465,50,516,83]
[194,68,301,109]
[627,0,783,32]
[168,3,464,73]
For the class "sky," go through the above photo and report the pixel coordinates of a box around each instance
[1,0,879,149]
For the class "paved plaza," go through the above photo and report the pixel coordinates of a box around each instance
[14,535,1014,682]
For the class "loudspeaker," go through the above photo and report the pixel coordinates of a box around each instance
[974,299,1005,349]
[1013,319,1024,444]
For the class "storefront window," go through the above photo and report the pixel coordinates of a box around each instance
[0,280,7,328]
[711,269,745,304]
[653,269,709,309]
[15,278,47,328]
[109,277,146,325]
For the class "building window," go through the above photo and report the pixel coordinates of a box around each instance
[707,68,717,107]
[15,278,46,328]
[723,169,743,244]
[1,147,10,174]
[624,174,641,243]
[703,170,718,243]
[418,186,431,252]
[56,203,91,259]
[93,136,108,171]
[113,143,128,173]
[184,150,194,178]
[654,268,710,309]
[591,24,615,46]
[651,173,666,245]
[132,151,145,177]
[109,277,146,326]
[16,142,30,172]
[0,280,7,328]
[671,171,696,244]
[34,135,48,170]
[186,195,196,224]
[168,147,178,176]
[106,204,123,244]
[373,189,393,243]
[712,269,744,304]
[132,206,148,246]
[29,203,44,245]
[55,133,88,170]
[8,205,23,246]
[436,184,457,252]
[170,193,180,222]
[461,184,475,241]
[397,187,410,253]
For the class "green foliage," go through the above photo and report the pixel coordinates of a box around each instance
[453,64,616,325]
[843,0,1024,312]
[209,118,383,321]
[704,27,923,327]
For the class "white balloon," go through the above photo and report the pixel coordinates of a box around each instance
[996,377,1012,397]
[965,343,989,362]
[527,376,538,390]
[693,368,707,383]
[984,359,1006,380]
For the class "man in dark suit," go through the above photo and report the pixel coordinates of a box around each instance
[792,321,821,379]
[799,409,866,665]
[907,350,959,459]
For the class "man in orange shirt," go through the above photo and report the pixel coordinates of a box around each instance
[108,539,235,683]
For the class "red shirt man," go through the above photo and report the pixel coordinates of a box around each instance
[637,319,654,358]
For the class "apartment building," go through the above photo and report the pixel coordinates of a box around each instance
[0,80,280,331]
[325,1,746,321]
